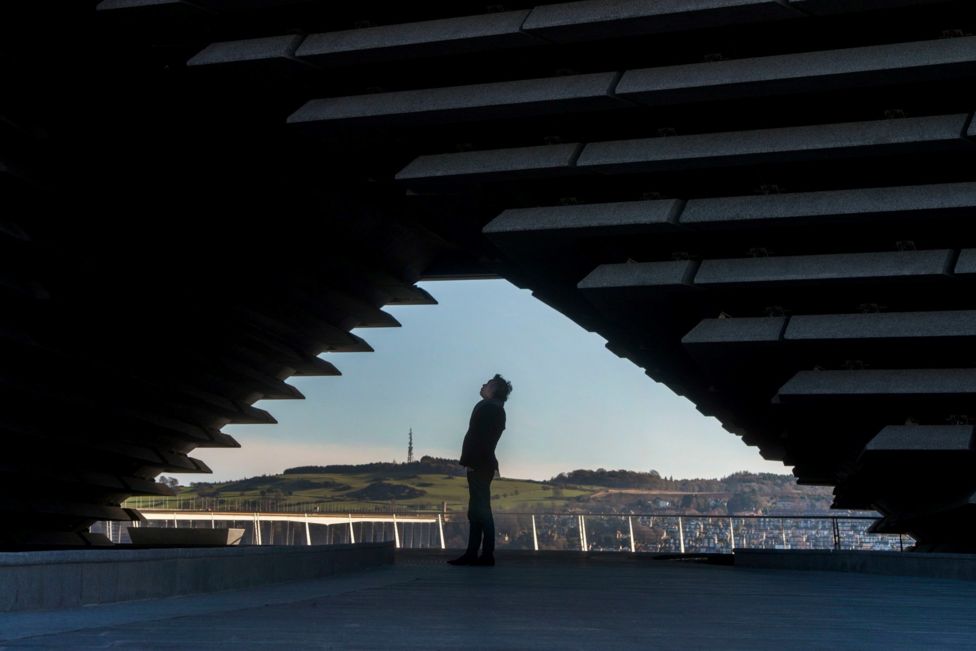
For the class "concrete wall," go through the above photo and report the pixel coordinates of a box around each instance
[0,542,394,612]
[735,549,976,581]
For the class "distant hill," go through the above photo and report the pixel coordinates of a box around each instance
[283,456,465,478]
[163,456,590,513]
[143,460,838,516]
[345,481,428,501]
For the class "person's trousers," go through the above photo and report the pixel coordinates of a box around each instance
[465,467,495,557]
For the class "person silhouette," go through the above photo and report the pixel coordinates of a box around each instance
[448,374,512,567]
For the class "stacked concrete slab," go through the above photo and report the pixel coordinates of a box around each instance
[0,0,973,549]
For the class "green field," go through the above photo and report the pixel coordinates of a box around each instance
[124,464,832,515]
[125,471,594,513]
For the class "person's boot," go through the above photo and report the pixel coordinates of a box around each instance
[450,522,483,565]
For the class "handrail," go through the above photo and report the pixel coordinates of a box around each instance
[104,510,902,551]
[135,507,880,520]
[96,510,907,552]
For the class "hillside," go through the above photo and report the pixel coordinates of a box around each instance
[135,456,591,513]
[131,458,837,515]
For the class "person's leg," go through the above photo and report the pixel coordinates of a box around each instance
[466,521,484,557]
[473,468,495,564]
[468,469,492,553]
[480,498,495,558]
[448,470,484,565]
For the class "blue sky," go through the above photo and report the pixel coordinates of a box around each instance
[175,279,789,483]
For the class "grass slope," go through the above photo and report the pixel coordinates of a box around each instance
[131,470,592,513]
[129,461,834,515]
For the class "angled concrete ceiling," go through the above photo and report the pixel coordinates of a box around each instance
[0,0,974,549]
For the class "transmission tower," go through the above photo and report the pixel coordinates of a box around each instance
[407,428,414,463]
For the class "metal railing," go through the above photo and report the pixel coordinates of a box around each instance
[485,513,907,554]
[94,510,910,552]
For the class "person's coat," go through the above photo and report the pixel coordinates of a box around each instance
[459,398,506,472]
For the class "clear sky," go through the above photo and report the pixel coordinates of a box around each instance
[174,279,790,484]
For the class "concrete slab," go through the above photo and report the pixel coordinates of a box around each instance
[295,11,536,66]
[485,199,681,236]
[187,35,303,67]
[289,72,623,127]
[790,0,955,16]
[679,182,976,226]
[3,552,976,649]
[618,37,976,105]
[682,316,788,344]
[576,114,970,172]
[578,260,699,290]
[785,310,976,341]
[522,0,801,43]
[955,249,976,275]
[96,0,206,15]
[865,425,975,451]
[694,250,954,286]
[0,543,393,612]
[777,368,976,399]
[735,548,976,581]
[396,143,582,183]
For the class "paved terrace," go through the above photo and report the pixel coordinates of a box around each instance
[2,551,975,650]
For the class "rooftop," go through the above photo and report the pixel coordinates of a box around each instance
[3,551,975,649]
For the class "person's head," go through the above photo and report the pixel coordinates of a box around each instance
[480,374,513,402]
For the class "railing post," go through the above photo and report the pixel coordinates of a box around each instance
[393,514,400,549]
[728,517,736,551]
[578,515,586,552]
[781,518,787,549]
[304,514,311,546]
[899,533,904,552]
[628,516,636,553]
[348,514,356,544]
[437,514,445,550]
[531,515,539,552]
[832,517,841,550]
[678,516,685,554]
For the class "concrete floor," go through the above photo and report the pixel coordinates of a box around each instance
[2,551,975,650]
